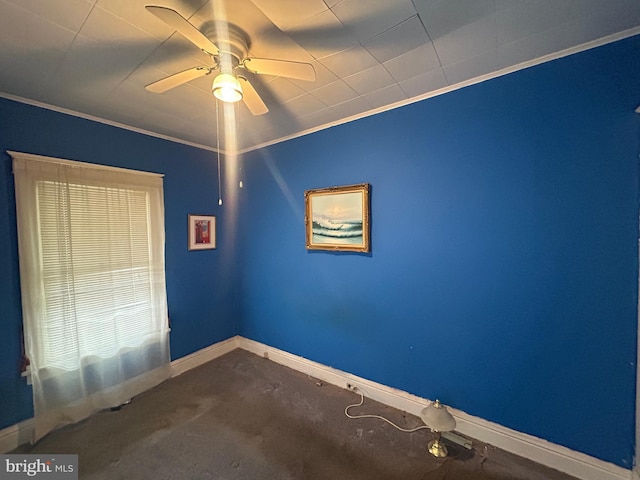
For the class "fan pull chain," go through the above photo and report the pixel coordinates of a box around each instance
[236,101,243,188]
[216,99,223,206]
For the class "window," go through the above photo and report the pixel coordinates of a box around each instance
[12,151,170,441]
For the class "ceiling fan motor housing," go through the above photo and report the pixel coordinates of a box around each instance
[203,23,250,68]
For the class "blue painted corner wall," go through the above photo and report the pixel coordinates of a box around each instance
[238,35,640,468]
[0,99,240,429]
[0,34,638,470]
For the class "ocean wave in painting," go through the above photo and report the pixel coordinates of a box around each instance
[312,216,362,239]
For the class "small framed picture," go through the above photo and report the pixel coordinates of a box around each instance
[305,183,370,252]
[188,214,216,251]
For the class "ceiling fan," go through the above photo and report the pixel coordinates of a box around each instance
[144,6,316,115]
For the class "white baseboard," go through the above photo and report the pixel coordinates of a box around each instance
[0,337,241,453]
[170,336,240,377]
[237,337,632,480]
[1,336,633,480]
[0,418,33,454]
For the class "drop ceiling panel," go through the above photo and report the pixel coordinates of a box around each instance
[414,0,497,41]
[265,77,308,103]
[284,9,360,60]
[383,43,441,83]
[443,49,499,86]
[331,0,417,42]
[363,15,431,63]
[96,0,209,40]
[318,45,379,78]
[3,0,94,33]
[343,64,395,96]
[496,1,573,47]
[298,107,338,130]
[0,2,77,57]
[363,83,407,109]
[399,69,448,98]
[283,91,326,116]
[139,36,211,77]
[311,80,357,106]
[432,15,498,65]
[329,96,371,120]
[0,0,637,153]
[249,0,329,30]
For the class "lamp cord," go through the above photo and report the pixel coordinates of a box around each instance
[344,388,432,433]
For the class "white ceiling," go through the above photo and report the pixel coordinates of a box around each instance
[0,0,639,153]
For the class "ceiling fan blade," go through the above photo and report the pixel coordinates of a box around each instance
[242,58,316,82]
[237,76,268,116]
[146,6,218,55]
[145,66,212,93]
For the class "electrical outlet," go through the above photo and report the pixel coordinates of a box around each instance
[346,383,357,391]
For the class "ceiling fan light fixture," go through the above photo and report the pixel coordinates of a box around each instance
[212,73,243,103]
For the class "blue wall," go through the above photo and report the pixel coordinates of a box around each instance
[239,36,640,467]
[0,98,240,429]
[1,35,638,469]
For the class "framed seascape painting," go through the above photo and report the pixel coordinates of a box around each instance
[188,214,216,251]
[305,183,370,252]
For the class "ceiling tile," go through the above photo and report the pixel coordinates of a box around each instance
[414,0,496,40]
[329,95,371,120]
[107,78,166,114]
[282,59,337,94]
[284,9,360,60]
[399,69,448,98]
[496,0,573,47]
[4,0,94,33]
[318,45,379,78]
[283,92,326,116]
[265,77,307,103]
[383,42,440,82]
[443,49,499,86]
[298,107,340,130]
[343,64,395,95]
[363,83,407,109]
[250,0,328,30]
[0,1,77,55]
[363,15,431,63]
[573,0,640,38]
[432,15,497,65]
[96,0,209,40]
[302,60,339,88]
[331,0,417,42]
[310,80,357,106]
[139,35,210,75]
[0,0,638,153]
[46,30,160,103]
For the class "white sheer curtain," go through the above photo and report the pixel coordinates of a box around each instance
[11,151,170,442]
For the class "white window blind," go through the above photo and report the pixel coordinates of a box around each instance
[11,151,170,441]
[37,181,158,369]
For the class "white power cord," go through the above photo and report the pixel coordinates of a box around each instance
[344,387,431,433]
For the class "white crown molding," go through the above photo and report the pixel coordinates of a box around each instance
[2,28,639,156]
[237,26,640,154]
[0,92,219,154]
[1,336,634,480]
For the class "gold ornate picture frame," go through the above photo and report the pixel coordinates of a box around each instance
[305,183,370,252]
